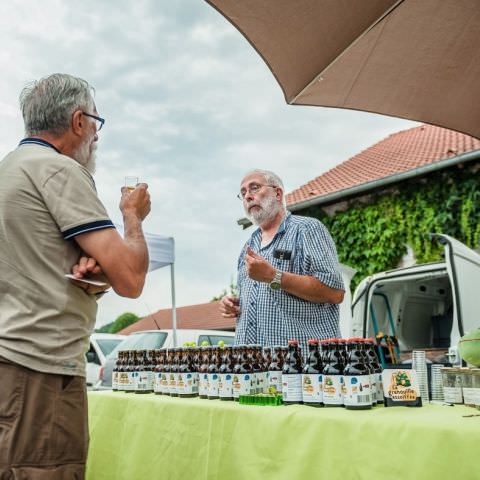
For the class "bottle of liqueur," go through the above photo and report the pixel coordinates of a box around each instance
[207,347,220,400]
[282,340,303,405]
[268,346,284,395]
[343,339,372,410]
[233,345,252,400]
[219,346,234,401]
[302,339,323,407]
[323,339,344,407]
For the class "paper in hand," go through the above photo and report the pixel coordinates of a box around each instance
[64,273,108,287]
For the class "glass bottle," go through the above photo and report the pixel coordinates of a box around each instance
[282,340,303,405]
[233,345,252,400]
[302,339,323,407]
[207,347,220,400]
[198,346,210,399]
[268,346,284,395]
[323,339,344,407]
[343,339,372,409]
[219,346,234,401]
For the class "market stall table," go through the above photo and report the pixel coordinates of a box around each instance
[87,391,480,480]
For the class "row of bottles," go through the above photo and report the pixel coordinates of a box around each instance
[282,338,384,409]
[112,338,384,409]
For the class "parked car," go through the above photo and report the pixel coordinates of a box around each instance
[95,329,235,389]
[86,333,126,387]
[345,234,480,365]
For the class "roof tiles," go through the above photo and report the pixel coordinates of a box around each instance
[119,301,235,335]
[286,124,480,207]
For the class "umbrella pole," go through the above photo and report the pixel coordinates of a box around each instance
[171,263,177,347]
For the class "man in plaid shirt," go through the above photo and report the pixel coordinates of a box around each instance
[220,169,345,350]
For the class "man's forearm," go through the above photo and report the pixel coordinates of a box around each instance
[280,271,344,304]
[123,211,149,276]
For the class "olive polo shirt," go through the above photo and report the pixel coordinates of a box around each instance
[0,139,114,376]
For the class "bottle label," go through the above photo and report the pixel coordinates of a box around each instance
[376,372,384,402]
[323,375,343,405]
[344,375,372,406]
[179,372,198,395]
[168,372,177,395]
[112,371,118,390]
[160,373,169,393]
[302,373,323,403]
[268,370,282,394]
[153,372,162,393]
[233,373,252,397]
[124,371,135,392]
[134,370,153,392]
[199,373,209,396]
[282,374,302,402]
[219,373,233,398]
[208,373,219,397]
[443,386,463,403]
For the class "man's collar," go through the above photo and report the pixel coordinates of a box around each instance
[251,210,291,240]
[19,137,61,154]
[277,211,291,234]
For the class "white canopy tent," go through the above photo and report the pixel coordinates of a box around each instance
[115,224,178,346]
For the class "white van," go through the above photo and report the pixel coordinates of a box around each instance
[86,333,126,387]
[96,329,235,389]
[343,234,480,366]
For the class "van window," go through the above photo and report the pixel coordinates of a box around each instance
[198,334,234,346]
[96,339,124,357]
[107,332,168,358]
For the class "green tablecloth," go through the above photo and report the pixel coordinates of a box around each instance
[87,391,480,480]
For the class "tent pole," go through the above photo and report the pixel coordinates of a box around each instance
[171,263,177,347]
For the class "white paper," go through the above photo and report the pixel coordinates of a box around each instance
[64,273,108,287]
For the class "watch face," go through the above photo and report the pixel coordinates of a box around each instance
[270,281,281,290]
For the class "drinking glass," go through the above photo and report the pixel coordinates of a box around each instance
[125,176,139,192]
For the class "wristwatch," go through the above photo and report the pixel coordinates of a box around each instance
[269,269,283,290]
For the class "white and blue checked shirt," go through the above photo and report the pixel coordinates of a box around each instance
[235,213,344,349]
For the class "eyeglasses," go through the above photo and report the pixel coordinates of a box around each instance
[237,183,277,200]
[82,111,105,131]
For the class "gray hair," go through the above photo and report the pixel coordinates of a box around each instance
[243,169,287,207]
[20,73,95,136]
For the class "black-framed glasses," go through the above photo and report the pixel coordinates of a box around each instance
[82,111,105,131]
[237,183,277,200]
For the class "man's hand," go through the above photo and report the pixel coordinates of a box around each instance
[70,256,111,295]
[120,183,151,221]
[245,247,276,283]
[219,295,240,318]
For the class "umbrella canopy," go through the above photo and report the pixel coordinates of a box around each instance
[205,0,480,139]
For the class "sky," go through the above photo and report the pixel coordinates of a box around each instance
[0,0,417,327]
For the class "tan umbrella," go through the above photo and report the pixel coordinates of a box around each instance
[205,0,480,139]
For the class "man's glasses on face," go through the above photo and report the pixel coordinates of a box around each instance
[237,183,277,200]
[82,111,105,131]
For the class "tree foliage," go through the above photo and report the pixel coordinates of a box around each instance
[104,312,140,333]
[300,165,480,291]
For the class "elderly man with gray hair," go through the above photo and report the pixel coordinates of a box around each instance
[0,73,151,479]
[220,169,344,351]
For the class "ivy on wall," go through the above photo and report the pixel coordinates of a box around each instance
[299,165,480,291]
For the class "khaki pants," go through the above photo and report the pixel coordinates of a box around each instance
[0,357,88,480]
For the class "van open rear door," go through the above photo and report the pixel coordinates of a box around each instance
[433,234,480,344]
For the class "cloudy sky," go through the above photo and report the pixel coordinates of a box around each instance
[0,1,416,327]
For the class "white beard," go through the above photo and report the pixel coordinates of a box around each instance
[74,141,97,175]
[245,193,282,226]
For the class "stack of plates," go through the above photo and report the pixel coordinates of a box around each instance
[412,350,429,401]
[430,364,444,401]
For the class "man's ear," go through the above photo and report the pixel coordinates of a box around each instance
[71,110,83,136]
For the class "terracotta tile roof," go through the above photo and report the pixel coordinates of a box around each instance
[286,124,480,207]
[119,301,235,335]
